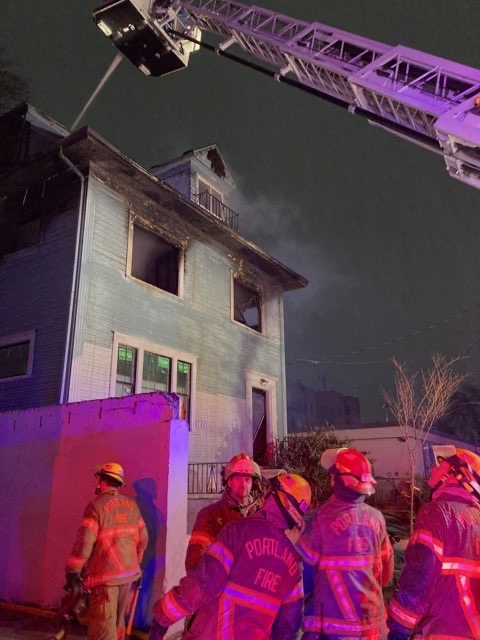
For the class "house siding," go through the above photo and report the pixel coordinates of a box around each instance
[0,205,79,410]
[69,179,287,458]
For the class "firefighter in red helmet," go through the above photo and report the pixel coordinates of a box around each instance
[150,473,311,640]
[388,445,480,640]
[65,463,148,640]
[185,453,265,571]
[295,448,394,640]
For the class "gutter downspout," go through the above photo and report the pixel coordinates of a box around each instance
[279,294,288,439]
[58,148,87,404]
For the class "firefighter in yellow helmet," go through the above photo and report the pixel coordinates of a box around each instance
[185,453,265,571]
[65,463,148,640]
[150,473,311,640]
[388,445,480,640]
[295,448,394,640]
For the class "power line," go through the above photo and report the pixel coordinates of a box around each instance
[291,303,480,365]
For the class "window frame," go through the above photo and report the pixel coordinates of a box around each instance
[197,176,223,207]
[126,217,185,299]
[0,330,35,381]
[231,274,264,334]
[111,332,196,426]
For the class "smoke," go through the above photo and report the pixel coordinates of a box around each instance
[230,185,350,317]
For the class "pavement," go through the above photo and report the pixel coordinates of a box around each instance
[0,604,149,640]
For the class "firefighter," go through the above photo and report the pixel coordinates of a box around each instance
[149,473,312,640]
[295,448,394,640]
[65,462,148,640]
[387,445,480,640]
[185,453,264,571]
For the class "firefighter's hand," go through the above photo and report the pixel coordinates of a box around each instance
[64,572,80,592]
[149,618,168,640]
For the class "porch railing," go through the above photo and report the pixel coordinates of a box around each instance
[188,462,227,496]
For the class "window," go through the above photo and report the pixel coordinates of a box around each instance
[233,278,262,332]
[176,360,191,421]
[0,331,35,380]
[142,352,170,393]
[130,223,180,295]
[115,344,137,396]
[112,335,195,424]
[198,178,223,217]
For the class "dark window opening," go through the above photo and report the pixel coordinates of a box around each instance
[253,388,268,464]
[234,280,262,332]
[0,341,30,379]
[131,224,180,295]
[116,344,137,396]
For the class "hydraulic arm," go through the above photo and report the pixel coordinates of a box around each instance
[93,0,480,190]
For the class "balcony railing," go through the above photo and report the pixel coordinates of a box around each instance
[192,190,239,232]
[188,462,227,496]
[159,168,240,232]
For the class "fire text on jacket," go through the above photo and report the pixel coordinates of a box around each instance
[330,511,381,536]
[245,537,298,576]
[103,496,135,512]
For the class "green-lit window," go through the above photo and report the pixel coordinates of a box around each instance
[0,341,29,379]
[177,360,191,421]
[142,352,171,392]
[116,344,137,396]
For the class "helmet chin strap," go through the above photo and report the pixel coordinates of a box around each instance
[272,490,298,530]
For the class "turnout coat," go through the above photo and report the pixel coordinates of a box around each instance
[296,494,393,640]
[154,509,304,640]
[388,485,480,639]
[66,488,148,588]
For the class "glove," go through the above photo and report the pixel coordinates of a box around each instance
[149,618,169,640]
[388,631,411,640]
[64,572,80,592]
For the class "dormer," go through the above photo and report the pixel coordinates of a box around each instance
[150,145,239,231]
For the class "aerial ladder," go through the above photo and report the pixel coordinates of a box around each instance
[93,0,480,190]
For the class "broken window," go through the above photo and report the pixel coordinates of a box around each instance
[0,339,31,380]
[131,224,180,295]
[233,279,262,332]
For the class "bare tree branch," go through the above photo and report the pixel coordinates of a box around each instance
[382,354,465,532]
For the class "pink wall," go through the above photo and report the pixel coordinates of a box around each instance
[0,392,188,626]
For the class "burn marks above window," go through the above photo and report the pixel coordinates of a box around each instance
[233,278,262,333]
[130,223,180,295]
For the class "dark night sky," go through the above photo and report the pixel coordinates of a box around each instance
[2,1,480,421]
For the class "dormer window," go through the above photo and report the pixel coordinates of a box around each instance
[197,178,223,216]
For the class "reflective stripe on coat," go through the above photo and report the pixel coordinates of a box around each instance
[387,486,480,639]
[66,488,148,588]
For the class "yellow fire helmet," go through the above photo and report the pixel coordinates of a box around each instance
[95,462,125,486]
[272,473,312,530]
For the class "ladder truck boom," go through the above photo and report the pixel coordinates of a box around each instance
[93,0,480,190]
